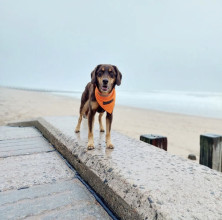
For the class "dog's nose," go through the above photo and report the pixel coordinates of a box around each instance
[103,79,108,84]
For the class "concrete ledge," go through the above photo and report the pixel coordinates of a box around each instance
[9,116,222,220]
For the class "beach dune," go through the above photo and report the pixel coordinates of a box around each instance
[1,86,222,160]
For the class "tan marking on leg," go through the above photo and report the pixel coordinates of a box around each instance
[87,115,95,150]
[106,117,114,149]
[88,132,95,150]
[87,109,95,150]
[99,112,105,132]
[87,101,98,149]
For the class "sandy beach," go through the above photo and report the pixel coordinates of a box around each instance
[1,86,222,160]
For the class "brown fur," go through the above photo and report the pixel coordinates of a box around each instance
[75,64,122,150]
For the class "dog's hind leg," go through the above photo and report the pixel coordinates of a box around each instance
[75,114,82,133]
[75,100,89,133]
[98,112,105,132]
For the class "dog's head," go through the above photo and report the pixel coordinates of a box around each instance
[91,64,122,94]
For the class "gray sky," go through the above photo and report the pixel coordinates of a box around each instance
[0,0,222,92]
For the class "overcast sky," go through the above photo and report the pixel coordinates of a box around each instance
[0,0,222,92]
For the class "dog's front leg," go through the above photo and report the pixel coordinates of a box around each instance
[106,112,114,149]
[99,112,105,132]
[87,108,96,150]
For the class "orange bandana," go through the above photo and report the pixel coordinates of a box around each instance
[95,87,116,114]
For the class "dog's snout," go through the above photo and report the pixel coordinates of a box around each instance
[103,79,108,85]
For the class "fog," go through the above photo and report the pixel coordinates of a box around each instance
[0,0,222,92]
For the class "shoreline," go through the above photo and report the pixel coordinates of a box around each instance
[2,85,222,120]
[1,86,222,160]
[0,85,80,93]
[54,92,222,121]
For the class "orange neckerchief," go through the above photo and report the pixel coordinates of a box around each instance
[95,87,116,114]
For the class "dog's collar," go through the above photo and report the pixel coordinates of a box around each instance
[95,87,116,114]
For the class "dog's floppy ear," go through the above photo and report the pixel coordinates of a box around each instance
[113,65,122,86]
[91,65,101,84]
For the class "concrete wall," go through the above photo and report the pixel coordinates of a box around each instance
[9,116,222,220]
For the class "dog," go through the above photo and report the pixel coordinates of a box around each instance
[75,64,122,150]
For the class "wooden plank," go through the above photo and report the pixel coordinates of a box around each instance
[140,134,167,151]
[200,134,222,172]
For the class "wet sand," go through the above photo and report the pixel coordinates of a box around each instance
[1,86,222,160]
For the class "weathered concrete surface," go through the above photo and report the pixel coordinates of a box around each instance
[0,126,111,219]
[0,127,54,158]
[10,116,222,220]
[0,152,74,191]
[0,126,42,140]
[0,179,111,220]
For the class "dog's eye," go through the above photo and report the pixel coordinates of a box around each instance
[97,72,102,77]
[109,72,114,78]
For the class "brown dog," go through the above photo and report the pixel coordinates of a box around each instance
[75,64,122,150]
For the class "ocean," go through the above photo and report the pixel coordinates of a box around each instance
[54,90,222,119]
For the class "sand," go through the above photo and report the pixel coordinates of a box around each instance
[1,86,222,160]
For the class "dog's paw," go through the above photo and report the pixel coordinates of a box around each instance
[75,128,80,133]
[106,143,114,149]
[87,143,95,150]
